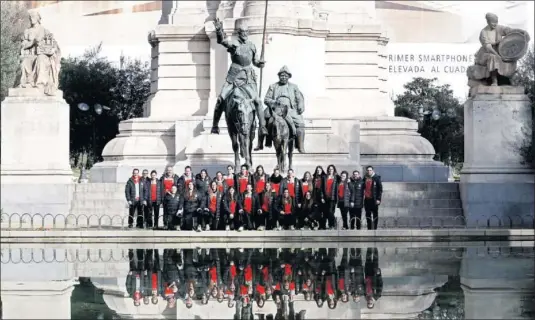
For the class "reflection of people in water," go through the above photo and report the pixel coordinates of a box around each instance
[125,249,163,306]
[349,248,365,302]
[162,249,185,308]
[364,247,383,309]
[126,249,145,306]
[124,247,384,317]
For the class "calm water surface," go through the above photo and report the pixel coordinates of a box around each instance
[1,244,534,319]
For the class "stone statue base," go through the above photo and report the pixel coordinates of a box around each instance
[1,88,73,215]
[460,86,534,227]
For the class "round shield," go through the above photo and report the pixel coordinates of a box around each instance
[498,29,529,62]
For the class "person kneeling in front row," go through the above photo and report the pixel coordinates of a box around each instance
[163,186,183,230]
[276,188,296,230]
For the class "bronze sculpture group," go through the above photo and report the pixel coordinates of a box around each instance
[210,19,306,172]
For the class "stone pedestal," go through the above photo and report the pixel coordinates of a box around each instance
[460,247,535,319]
[1,248,76,319]
[176,117,360,177]
[0,88,74,215]
[1,281,75,319]
[460,86,534,227]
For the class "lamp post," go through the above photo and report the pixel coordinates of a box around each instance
[77,103,110,183]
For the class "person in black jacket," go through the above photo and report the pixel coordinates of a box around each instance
[336,171,352,230]
[196,169,211,199]
[183,181,203,231]
[348,170,364,230]
[312,166,325,228]
[299,191,319,230]
[362,166,383,230]
[222,186,240,231]
[163,186,183,230]
[125,168,148,229]
[323,165,338,230]
[146,170,162,229]
[160,166,180,225]
[141,169,151,228]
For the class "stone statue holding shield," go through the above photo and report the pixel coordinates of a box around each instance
[467,12,531,95]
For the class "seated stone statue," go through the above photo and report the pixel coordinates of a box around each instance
[467,12,530,95]
[17,11,61,95]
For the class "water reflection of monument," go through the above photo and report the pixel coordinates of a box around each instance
[1,246,533,319]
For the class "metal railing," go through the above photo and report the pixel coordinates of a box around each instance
[1,247,533,264]
[1,212,533,230]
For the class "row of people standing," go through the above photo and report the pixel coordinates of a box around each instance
[125,164,383,231]
[126,247,383,313]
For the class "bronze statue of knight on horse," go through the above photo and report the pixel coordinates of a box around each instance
[210,18,267,170]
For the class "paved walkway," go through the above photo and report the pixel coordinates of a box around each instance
[1,229,533,244]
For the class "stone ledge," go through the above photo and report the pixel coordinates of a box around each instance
[1,229,533,243]
[2,240,533,249]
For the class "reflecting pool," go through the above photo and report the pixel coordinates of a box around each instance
[1,244,534,319]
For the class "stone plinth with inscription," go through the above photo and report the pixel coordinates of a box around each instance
[1,88,74,215]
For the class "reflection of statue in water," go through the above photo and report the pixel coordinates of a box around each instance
[467,13,530,95]
[17,11,61,95]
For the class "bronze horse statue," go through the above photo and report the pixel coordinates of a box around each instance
[269,97,294,172]
[224,85,257,170]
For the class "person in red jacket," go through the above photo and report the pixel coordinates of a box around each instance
[259,182,276,230]
[238,184,259,231]
[301,171,312,199]
[253,165,269,196]
[237,164,252,194]
[223,165,237,190]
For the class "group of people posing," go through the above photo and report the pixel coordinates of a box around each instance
[125,164,383,231]
[127,247,383,316]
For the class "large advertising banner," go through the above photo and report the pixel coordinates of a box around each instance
[387,43,477,99]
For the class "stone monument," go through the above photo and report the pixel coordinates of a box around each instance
[92,1,446,182]
[0,11,73,215]
[461,13,534,227]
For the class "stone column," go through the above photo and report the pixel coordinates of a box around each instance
[145,1,211,118]
[461,86,534,227]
